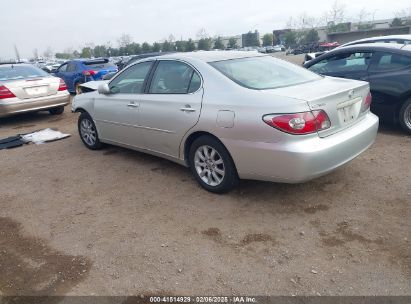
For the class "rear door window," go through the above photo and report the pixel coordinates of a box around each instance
[149,61,198,94]
[188,71,201,93]
[309,52,373,73]
[58,64,68,72]
[369,52,411,71]
[66,62,77,72]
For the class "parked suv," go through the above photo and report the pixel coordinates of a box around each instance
[53,58,117,94]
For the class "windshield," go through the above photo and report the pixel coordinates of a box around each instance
[0,65,49,81]
[210,56,321,90]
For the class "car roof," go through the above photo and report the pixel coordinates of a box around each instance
[71,58,109,63]
[157,51,265,63]
[341,35,411,46]
[335,42,409,51]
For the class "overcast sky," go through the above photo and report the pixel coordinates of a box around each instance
[1,0,411,59]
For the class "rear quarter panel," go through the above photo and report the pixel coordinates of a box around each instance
[367,68,411,122]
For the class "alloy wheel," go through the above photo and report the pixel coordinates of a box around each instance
[80,118,97,146]
[194,145,225,186]
[404,104,411,130]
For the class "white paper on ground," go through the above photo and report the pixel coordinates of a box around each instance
[22,128,70,144]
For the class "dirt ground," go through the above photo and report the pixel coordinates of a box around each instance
[0,57,410,296]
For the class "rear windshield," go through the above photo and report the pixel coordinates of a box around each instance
[210,56,321,90]
[0,65,49,81]
[83,60,116,70]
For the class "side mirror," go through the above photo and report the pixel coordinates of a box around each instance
[98,83,111,94]
[51,68,58,73]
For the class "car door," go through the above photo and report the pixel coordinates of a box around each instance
[138,60,203,158]
[54,62,68,83]
[308,51,373,81]
[366,51,411,121]
[93,61,154,147]
[64,62,79,92]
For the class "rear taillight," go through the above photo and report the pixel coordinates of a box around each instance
[82,70,97,76]
[361,92,372,113]
[58,79,67,91]
[263,110,331,135]
[0,85,16,99]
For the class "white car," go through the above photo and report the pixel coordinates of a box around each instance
[72,51,378,193]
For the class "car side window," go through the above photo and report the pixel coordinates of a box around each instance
[58,64,68,72]
[309,52,373,73]
[109,61,153,94]
[369,52,411,72]
[188,71,201,93]
[149,61,197,94]
[67,62,77,72]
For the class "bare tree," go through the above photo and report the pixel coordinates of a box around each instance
[357,8,370,24]
[117,34,132,48]
[395,6,411,18]
[64,47,74,54]
[43,47,53,59]
[196,28,209,39]
[33,48,39,60]
[296,13,317,29]
[85,42,95,49]
[168,34,175,42]
[286,17,294,28]
[327,0,346,24]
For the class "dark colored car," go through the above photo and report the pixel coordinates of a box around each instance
[103,52,174,81]
[53,58,117,94]
[304,43,411,134]
[123,52,174,69]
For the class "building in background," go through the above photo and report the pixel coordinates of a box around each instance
[274,17,411,46]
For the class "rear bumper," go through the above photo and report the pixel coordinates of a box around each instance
[222,112,379,183]
[0,92,70,118]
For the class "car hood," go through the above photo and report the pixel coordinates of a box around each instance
[79,80,108,91]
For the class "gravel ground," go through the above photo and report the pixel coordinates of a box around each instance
[0,56,410,296]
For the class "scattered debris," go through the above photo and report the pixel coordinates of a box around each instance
[0,128,70,150]
[22,128,70,144]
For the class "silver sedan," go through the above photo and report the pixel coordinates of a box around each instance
[72,51,378,193]
[0,63,70,117]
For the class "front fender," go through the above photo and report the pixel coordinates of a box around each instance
[71,92,98,115]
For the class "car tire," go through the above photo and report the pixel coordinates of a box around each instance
[78,112,103,150]
[49,106,64,115]
[189,135,238,193]
[399,98,411,134]
[75,83,82,95]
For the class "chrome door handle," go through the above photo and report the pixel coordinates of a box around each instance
[127,102,139,108]
[180,107,196,112]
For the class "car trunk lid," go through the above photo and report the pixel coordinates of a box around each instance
[270,76,370,137]
[5,77,59,99]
